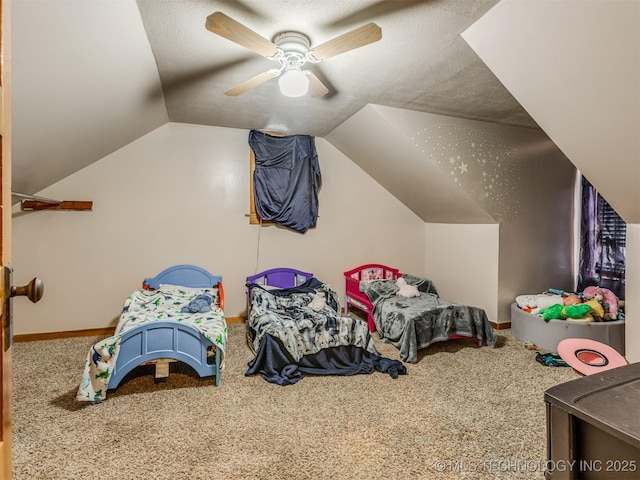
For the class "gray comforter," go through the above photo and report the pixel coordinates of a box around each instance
[360,274,497,362]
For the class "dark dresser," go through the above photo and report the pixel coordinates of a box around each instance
[545,362,640,479]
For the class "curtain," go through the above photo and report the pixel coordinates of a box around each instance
[249,130,321,234]
[576,176,626,299]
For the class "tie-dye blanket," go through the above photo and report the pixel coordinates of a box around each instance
[248,282,378,361]
[77,286,227,402]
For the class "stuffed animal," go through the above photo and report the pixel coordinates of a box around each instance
[583,286,619,319]
[515,294,564,313]
[181,293,213,313]
[539,303,592,322]
[562,294,581,306]
[396,277,420,298]
[584,298,605,319]
[308,291,328,311]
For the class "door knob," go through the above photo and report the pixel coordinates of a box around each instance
[11,277,44,303]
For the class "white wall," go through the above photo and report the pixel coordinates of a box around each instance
[424,223,499,321]
[12,123,425,335]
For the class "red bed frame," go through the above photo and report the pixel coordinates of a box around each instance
[343,264,401,332]
[345,264,487,349]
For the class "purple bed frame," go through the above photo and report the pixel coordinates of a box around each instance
[245,267,313,310]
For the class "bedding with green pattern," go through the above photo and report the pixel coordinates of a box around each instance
[77,286,227,402]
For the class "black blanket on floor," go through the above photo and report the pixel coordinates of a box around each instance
[246,334,407,386]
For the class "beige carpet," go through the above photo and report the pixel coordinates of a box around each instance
[11,323,579,479]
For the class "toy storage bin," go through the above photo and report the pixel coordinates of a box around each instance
[510,303,625,354]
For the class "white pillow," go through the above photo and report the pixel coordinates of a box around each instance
[159,284,215,293]
[158,284,220,305]
[535,294,564,309]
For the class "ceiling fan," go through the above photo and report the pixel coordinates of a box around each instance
[205,12,382,98]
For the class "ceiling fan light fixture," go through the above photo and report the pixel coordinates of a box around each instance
[206,12,381,98]
[278,69,309,97]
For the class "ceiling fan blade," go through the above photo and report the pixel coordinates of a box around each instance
[304,72,329,98]
[224,69,279,96]
[309,23,382,61]
[205,12,279,58]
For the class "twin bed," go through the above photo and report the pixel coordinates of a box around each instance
[344,264,497,363]
[244,267,406,384]
[77,265,227,403]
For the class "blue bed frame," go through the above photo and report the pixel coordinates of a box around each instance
[107,264,224,390]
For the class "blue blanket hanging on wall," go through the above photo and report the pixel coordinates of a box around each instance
[249,130,321,233]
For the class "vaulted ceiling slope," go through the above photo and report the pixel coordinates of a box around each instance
[11,0,168,195]
[326,104,566,224]
[327,105,498,224]
[462,0,640,223]
[11,0,539,197]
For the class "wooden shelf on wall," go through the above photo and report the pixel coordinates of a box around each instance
[21,200,93,211]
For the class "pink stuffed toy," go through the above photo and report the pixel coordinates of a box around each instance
[583,286,619,319]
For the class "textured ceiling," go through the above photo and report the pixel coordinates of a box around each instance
[11,0,540,196]
[137,0,539,136]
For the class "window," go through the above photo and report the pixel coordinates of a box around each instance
[248,129,320,233]
[248,145,265,225]
[577,176,626,299]
[248,130,285,225]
